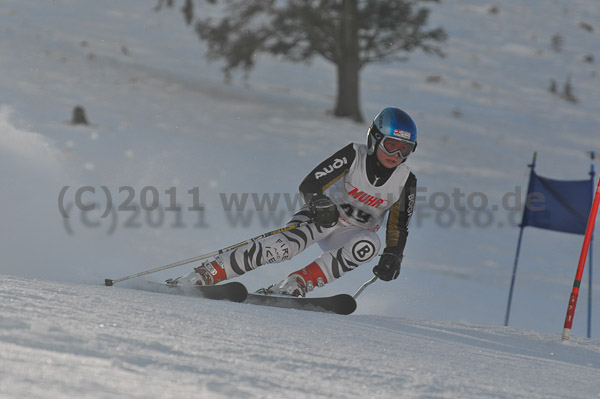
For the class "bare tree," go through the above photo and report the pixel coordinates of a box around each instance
[157,0,447,122]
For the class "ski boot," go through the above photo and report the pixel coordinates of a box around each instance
[166,258,228,286]
[259,262,327,297]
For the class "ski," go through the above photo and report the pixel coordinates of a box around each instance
[138,281,248,303]
[130,279,356,313]
[244,293,357,315]
[188,282,248,302]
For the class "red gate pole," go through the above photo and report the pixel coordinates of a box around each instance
[562,177,600,341]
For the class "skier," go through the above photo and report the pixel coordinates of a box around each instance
[174,107,417,297]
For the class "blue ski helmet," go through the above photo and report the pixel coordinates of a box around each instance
[366,107,417,158]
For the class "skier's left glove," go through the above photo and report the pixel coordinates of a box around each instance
[373,251,402,281]
[308,193,339,228]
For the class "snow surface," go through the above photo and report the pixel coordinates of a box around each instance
[1,0,600,397]
[2,276,600,399]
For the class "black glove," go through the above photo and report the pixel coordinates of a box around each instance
[308,193,339,228]
[373,252,402,281]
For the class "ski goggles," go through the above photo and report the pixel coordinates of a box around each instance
[379,136,415,158]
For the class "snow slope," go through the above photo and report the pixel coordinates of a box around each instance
[1,276,599,399]
[1,0,600,396]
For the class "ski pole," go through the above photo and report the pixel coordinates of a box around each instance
[105,221,311,286]
[353,276,378,299]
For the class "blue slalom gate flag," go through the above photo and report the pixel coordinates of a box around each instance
[506,152,596,337]
[522,170,593,235]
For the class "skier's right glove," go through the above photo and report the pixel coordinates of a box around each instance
[308,193,339,228]
[373,252,402,281]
